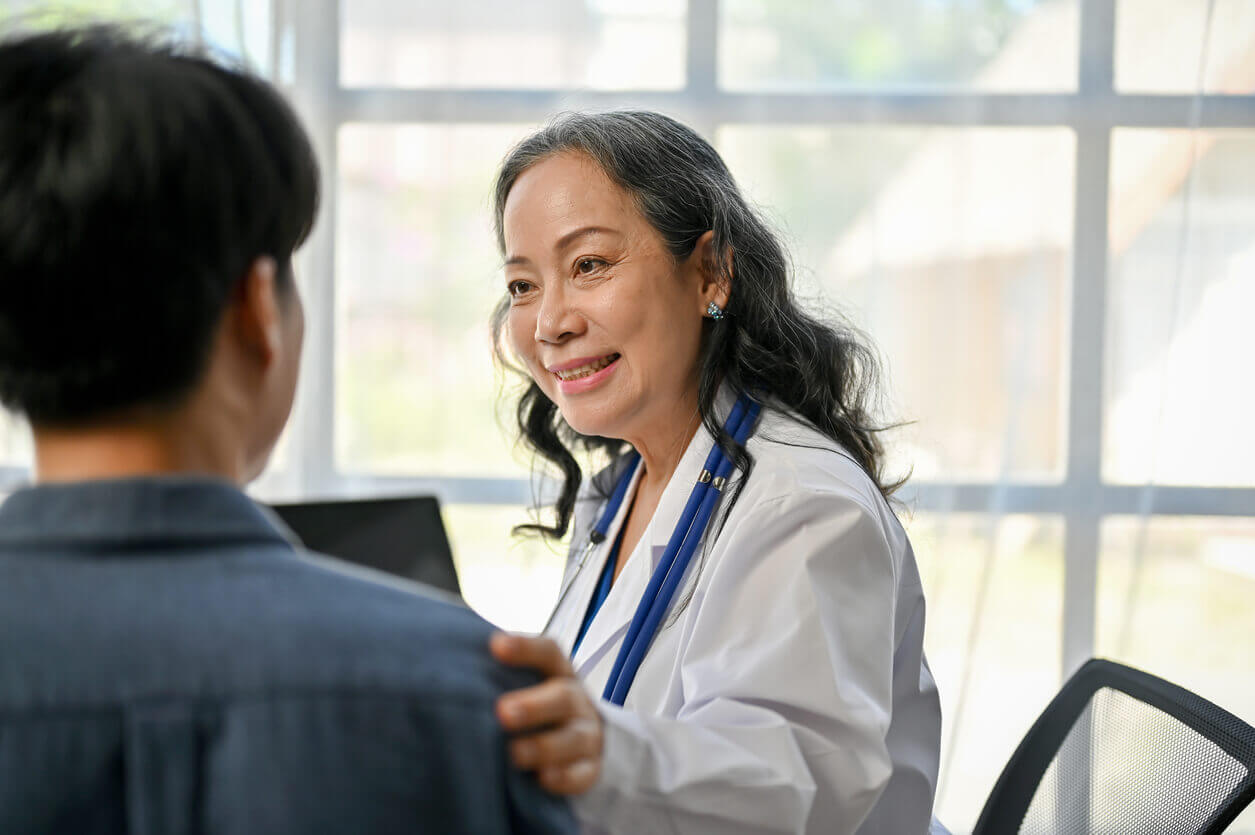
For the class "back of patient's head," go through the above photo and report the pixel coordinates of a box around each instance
[0,26,319,426]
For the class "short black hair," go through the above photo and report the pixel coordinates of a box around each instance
[0,25,319,424]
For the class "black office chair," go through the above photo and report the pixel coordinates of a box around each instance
[972,658,1255,834]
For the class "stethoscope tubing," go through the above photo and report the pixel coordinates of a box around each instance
[539,393,761,707]
[603,397,748,675]
[604,396,760,705]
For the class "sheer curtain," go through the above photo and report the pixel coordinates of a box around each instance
[1,1,1252,831]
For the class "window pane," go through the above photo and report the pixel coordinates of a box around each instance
[1116,0,1255,94]
[1105,130,1255,486]
[444,504,566,632]
[719,0,1077,91]
[718,127,1074,482]
[910,513,1065,833]
[336,123,536,477]
[1097,517,1255,728]
[341,0,686,90]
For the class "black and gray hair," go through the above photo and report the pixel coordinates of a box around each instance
[491,110,901,541]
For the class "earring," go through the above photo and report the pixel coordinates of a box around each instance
[706,301,725,320]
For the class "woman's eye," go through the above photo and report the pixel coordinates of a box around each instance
[576,258,605,275]
[507,280,533,297]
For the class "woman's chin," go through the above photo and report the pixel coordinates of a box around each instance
[556,405,620,441]
[562,414,608,439]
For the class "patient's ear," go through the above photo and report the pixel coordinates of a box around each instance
[232,256,282,368]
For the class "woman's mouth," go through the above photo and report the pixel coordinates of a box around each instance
[549,353,621,393]
[552,353,620,381]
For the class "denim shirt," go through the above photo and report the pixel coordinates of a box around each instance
[0,477,575,835]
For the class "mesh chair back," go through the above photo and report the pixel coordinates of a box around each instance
[972,659,1255,835]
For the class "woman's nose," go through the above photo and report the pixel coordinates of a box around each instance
[534,281,584,344]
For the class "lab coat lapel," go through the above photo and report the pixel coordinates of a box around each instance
[569,460,643,676]
[569,541,646,677]
[570,422,716,678]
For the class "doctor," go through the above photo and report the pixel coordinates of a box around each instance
[488,111,943,834]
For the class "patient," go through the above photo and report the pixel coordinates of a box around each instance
[0,26,573,834]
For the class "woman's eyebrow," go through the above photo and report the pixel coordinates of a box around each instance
[554,225,620,251]
[505,226,622,267]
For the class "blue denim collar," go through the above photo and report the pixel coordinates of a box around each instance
[0,475,297,553]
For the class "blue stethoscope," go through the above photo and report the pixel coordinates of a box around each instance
[556,392,762,707]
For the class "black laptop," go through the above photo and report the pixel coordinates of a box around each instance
[268,496,461,596]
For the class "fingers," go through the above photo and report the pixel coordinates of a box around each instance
[490,631,605,795]
[511,718,603,795]
[497,677,595,733]
[538,758,601,795]
[509,716,602,770]
[490,632,572,679]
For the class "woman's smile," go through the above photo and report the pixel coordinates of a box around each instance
[549,353,622,394]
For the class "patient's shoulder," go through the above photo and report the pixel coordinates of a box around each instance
[215,546,538,704]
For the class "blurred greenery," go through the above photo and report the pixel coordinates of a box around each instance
[0,0,181,29]
[334,124,536,476]
[721,0,1049,88]
[717,126,922,290]
[336,333,525,475]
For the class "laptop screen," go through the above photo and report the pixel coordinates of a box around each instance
[268,496,460,596]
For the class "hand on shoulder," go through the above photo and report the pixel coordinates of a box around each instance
[491,632,605,795]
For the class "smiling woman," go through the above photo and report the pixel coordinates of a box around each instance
[487,111,946,835]
[501,151,725,509]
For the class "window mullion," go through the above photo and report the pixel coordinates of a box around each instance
[290,0,341,497]
[1061,0,1116,682]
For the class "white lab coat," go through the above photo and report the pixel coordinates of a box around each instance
[544,397,943,835]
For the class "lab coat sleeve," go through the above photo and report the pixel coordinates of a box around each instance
[571,491,901,835]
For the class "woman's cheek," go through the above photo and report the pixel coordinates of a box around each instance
[506,311,533,364]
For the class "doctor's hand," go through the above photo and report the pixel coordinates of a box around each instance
[491,631,604,795]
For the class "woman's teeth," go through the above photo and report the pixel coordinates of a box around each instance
[555,354,619,381]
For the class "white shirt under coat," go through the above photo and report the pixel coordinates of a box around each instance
[544,400,944,835]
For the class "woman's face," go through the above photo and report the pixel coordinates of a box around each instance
[502,152,723,445]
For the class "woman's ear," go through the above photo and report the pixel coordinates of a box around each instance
[691,230,731,310]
